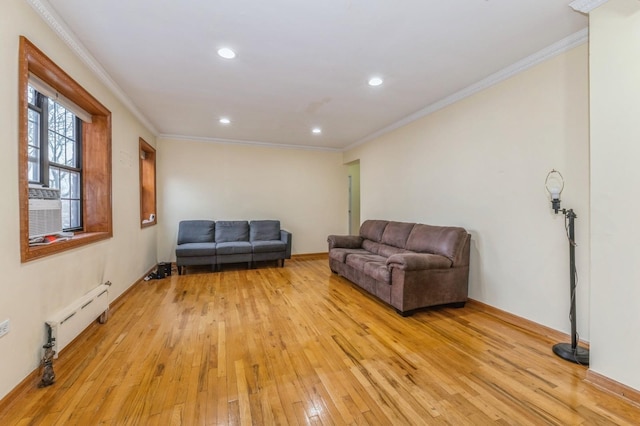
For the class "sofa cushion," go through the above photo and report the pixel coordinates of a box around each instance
[377,244,410,258]
[215,221,249,243]
[386,253,452,270]
[251,240,286,253]
[250,220,281,241]
[346,253,387,272]
[406,224,467,261]
[359,220,388,242]
[362,240,382,255]
[329,248,369,263]
[216,241,252,255]
[177,220,215,244]
[381,221,415,248]
[363,261,391,283]
[175,242,216,257]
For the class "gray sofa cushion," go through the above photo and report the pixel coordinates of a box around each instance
[251,240,286,253]
[216,241,252,255]
[250,220,281,241]
[215,221,249,242]
[175,242,216,257]
[177,220,215,244]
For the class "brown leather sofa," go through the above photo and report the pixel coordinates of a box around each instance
[328,220,470,316]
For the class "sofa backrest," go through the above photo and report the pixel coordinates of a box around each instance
[359,220,388,242]
[406,224,468,263]
[215,221,249,242]
[250,220,281,241]
[381,221,415,248]
[177,220,215,244]
[358,219,469,265]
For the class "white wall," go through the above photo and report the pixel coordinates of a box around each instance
[344,45,590,339]
[0,0,157,399]
[156,138,348,260]
[589,0,640,391]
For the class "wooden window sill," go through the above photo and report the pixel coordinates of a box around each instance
[22,231,112,262]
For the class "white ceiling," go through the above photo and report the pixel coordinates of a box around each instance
[38,0,587,151]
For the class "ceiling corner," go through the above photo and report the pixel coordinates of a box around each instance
[26,0,159,135]
[569,0,610,14]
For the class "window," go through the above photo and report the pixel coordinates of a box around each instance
[28,85,83,231]
[19,37,113,262]
[139,138,157,228]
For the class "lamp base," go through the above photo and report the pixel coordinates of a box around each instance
[552,343,589,366]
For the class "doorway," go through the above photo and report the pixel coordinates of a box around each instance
[347,161,360,235]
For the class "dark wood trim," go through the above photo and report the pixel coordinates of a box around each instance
[466,299,589,347]
[139,138,157,228]
[586,370,640,408]
[292,252,328,260]
[19,36,112,262]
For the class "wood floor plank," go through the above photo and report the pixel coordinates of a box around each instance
[1,257,640,425]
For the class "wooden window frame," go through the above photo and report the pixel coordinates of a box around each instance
[19,36,112,262]
[139,138,157,228]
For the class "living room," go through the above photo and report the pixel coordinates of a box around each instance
[1,0,639,421]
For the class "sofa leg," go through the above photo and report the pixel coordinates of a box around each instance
[280,259,285,268]
[450,302,466,309]
[396,309,416,317]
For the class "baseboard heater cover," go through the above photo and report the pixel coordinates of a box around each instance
[46,283,110,357]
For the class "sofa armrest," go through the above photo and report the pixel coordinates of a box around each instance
[327,235,363,250]
[280,229,292,259]
[386,253,452,271]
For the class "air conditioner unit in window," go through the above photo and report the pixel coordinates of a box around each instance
[28,186,63,238]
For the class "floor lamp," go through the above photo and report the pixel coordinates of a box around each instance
[545,169,590,365]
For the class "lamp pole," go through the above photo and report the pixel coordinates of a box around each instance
[552,208,589,365]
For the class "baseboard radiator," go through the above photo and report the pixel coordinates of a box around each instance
[46,282,110,357]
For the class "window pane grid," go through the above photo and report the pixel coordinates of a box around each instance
[27,87,83,232]
[27,107,41,182]
[48,99,77,168]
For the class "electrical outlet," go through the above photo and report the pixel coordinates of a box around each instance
[0,319,9,338]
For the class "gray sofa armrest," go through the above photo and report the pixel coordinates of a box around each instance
[386,253,452,271]
[281,229,292,259]
[327,235,363,250]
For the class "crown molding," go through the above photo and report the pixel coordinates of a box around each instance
[158,134,342,153]
[569,0,610,14]
[27,0,591,153]
[344,28,589,152]
[26,0,158,135]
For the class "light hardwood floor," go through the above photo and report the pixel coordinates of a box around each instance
[1,256,639,425]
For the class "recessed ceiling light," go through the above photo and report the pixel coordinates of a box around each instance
[217,47,236,59]
[312,127,322,134]
[219,117,231,124]
[368,77,384,87]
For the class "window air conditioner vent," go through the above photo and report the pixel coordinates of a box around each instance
[28,186,62,238]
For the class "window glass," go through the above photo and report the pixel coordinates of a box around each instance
[30,84,82,231]
[27,108,40,182]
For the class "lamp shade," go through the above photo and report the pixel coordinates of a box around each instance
[545,169,564,213]
[545,169,564,199]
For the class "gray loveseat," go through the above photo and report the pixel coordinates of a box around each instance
[328,220,470,316]
[176,220,292,274]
